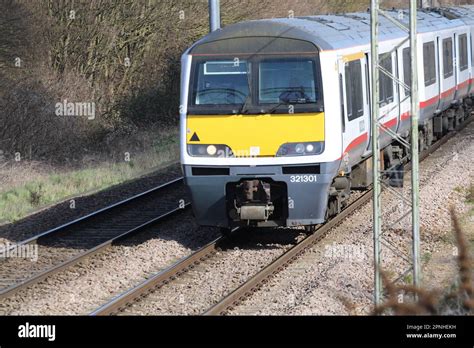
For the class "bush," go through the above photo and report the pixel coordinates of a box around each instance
[375,208,473,315]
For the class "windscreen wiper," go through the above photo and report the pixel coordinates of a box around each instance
[238,94,251,115]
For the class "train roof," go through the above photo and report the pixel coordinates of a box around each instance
[191,6,474,52]
[440,5,474,25]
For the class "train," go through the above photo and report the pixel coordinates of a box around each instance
[179,6,474,234]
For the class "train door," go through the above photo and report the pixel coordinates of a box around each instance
[454,33,459,93]
[439,35,456,111]
[339,53,370,168]
[421,39,439,121]
[437,36,443,110]
[455,32,470,100]
[469,32,473,95]
[376,50,399,148]
[398,46,412,136]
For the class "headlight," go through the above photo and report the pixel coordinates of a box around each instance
[276,142,324,157]
[206,145,217,156]
[187,144,232,157]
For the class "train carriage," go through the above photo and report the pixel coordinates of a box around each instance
[179,6,474,233]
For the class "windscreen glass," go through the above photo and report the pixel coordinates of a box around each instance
[259,59,318,104]
[188,55,323,114]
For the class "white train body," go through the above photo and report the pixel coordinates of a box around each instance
[179,7,474,231]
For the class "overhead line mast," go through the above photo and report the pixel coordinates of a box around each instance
[209,0,221,32]
[370,0,421,306]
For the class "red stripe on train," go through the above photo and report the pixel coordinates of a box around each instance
[458,79,470,89]
[440,86,456,99]
[343,132,368,154]
[419,80,470,108]
[339,79,472,159]
[420,95,440,109]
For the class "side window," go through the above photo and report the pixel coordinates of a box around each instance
[423,42,436,86]
[379,53,394,105]
[344,59,364,121]
[443,38,453,79]
[459,34,468,71]
[402,47,411,92]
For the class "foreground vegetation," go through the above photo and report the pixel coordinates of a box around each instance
[376,186,474,315]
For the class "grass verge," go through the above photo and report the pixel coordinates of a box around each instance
[0,129,179,223]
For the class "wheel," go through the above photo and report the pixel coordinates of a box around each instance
[325,198,337,220]
[304,225,317,235]
[418,130,426,152]
[426,126,433,148]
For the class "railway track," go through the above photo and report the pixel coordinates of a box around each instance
[90,191,368,316]
[0,177,187,300]
[90,236,226,315]
[91,114,473,316]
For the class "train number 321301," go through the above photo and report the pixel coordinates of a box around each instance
[290,175,318,183]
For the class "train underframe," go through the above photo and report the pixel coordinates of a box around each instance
[183,161,340,233]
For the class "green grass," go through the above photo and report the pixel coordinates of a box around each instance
[422,252,432,264]
[467,184,474,204]
[0,130,179,223]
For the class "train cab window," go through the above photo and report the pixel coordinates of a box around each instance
[402,47,411,93]
[193,60,250,105]
[459,34,468,71]
[379,53,394,105]
[344,59,364,121]
[443,38,454,79]
[423,42,437,86]
[258,58,317,104]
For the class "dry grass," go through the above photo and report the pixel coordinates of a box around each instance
[0,128,179,223]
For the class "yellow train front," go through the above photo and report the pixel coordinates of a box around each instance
[180,20,344,233]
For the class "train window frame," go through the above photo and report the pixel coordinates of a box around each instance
[423,41,437,87]
[379,53,394,106]
[459,34,468,71]
[402,47,411,95]
[442,38,454,79]
[344,59,364,122]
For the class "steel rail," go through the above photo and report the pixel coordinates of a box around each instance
[0,177,187,299]
[0,177,184,255]
[91,236,225,316]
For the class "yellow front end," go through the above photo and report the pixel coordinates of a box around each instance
[187,112,325,157]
